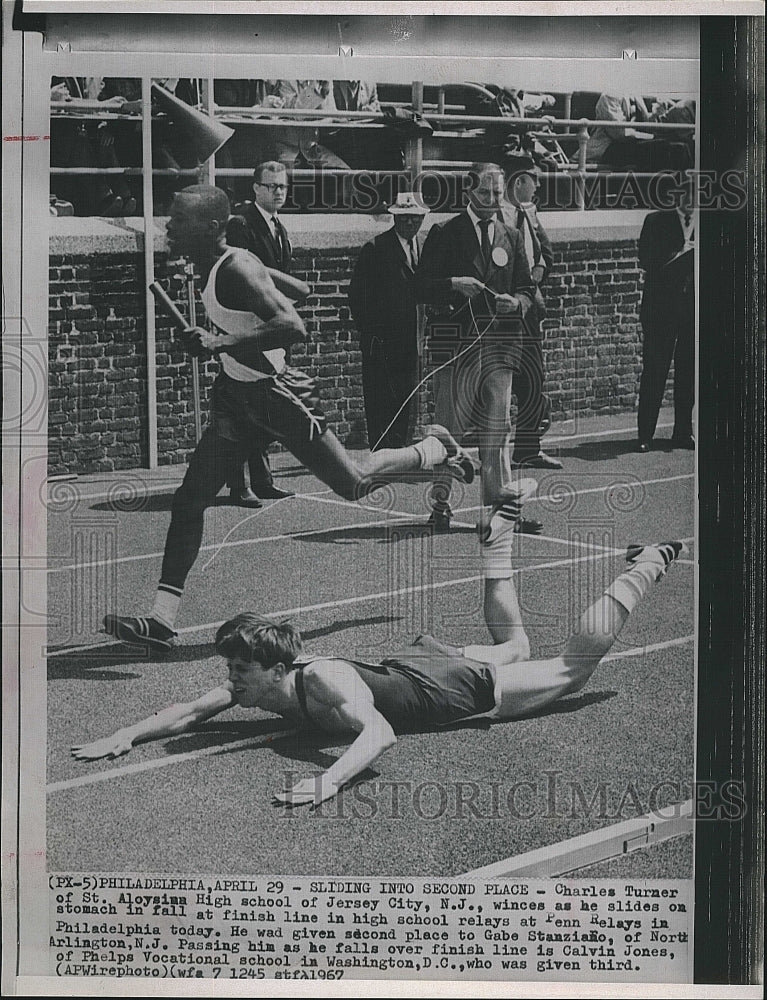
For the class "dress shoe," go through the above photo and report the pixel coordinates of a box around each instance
[637,440,652,454]
[511,451,563,470]
[229,488,263,508]
[103,614,177,653]
[252,485,296,500]
[427,507,452,533]
[670,435,695,450]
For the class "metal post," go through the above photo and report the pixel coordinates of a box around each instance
[564,92,572,120]
[405,80,424,192]
[576,120,589,212]
[437,87,446,114]
[185,263,203,443]
[201,77,216,186]
[141,75,158,468]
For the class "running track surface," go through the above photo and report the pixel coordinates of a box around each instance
[46,410,695,877]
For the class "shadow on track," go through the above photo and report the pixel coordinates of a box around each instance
[46,615,402,679]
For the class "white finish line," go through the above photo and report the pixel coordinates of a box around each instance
[46,471,694,575]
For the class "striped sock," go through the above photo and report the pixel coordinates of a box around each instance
[152,585,182,629]
[606,562,659,614]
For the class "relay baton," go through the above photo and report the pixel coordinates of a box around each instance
[150,280,203,442]
[149,281,190,330]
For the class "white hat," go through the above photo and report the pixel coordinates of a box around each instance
[387,191,430,215]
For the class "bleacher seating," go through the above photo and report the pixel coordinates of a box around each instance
[50,78,696,216]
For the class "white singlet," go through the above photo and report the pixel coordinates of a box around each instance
[200,247,286,382]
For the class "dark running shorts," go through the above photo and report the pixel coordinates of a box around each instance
[295,635,496,732]
[212,369,328,449]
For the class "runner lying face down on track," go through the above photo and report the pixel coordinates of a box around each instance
[73,534,687,807]
[103,184,477,653]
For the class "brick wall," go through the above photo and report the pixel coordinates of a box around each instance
[48,235,656,476]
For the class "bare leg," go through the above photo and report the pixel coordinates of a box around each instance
[482,577,530,652]
[490,544,685,719]
[478,367,514,505]
[287,426,467,502]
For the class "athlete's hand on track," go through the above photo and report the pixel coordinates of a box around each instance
[71,732,133,761]
[272,775,340,808]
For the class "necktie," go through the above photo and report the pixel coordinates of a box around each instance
[408,238,418,269]
[272,216,286,267]
[517,207,535,269]
[478,218,492,264]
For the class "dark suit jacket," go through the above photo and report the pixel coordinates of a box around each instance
[348,227,423,361]
[413,212,535,346]
[226,203,292,273]
[500,201,554,335]
[638,210,694,329]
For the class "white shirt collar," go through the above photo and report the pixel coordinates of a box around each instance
[396,231,416,253]
[467,203,494,242]
[254,201,278,228]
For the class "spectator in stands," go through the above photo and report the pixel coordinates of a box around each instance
[325,79,404,171]
[224,161,298,503]
[584,93,694,172]
[500,153,561,471]
[213,79,283,111]
[645,97,696,170]
[517,91,556,116]
[583,93,653,167]
[212,79,284,201]
[348,191,428,450]
[332,80,380,113]
[272,80,350,170]
[50,77,137,216]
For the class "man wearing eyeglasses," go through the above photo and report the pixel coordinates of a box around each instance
[225,162,297,503]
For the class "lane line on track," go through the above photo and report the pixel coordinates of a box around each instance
[48,731,299,794]
[544,420,674,445]
[46,509,416,574]
[48,633,693,795]
[47,539,693,657]
[47,472,694,574]
[453,472,694,514]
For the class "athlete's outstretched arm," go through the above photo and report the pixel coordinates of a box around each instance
[71,685,236,761]
[265,267,310,303]
[273,661,396,807]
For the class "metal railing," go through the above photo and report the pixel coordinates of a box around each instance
[51,80,695,213]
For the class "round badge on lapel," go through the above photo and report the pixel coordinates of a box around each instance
[491,246,509,268]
